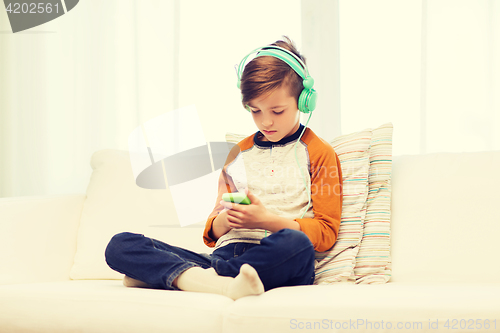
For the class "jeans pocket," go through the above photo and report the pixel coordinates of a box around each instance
[233,242,256,258]
[233,243,243,258]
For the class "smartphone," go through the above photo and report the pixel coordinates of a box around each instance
[222,192,251,205]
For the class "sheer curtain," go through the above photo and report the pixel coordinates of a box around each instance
[300,0,341,143]
[0,1,176,197]
[338,0,500,156]
[423,0,499,154]
[0,0,302,198]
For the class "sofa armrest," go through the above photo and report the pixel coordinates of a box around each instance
[0,194,85,285]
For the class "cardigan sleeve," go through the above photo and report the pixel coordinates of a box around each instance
[202,143,241,247]
[294,141,343,252]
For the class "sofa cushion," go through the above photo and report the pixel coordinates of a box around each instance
[0,194,84,285]
[227,128,373,284]
[391,151,500,283]
[0,280,232,333]
[223,282,500,333]
[351,123,393,284]
[70,149,211,280]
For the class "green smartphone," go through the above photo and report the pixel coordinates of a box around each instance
[222,193,251,205]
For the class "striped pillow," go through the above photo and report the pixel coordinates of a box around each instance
[226,129,373,284]
[313,129,372,284]
[350,123,393,284]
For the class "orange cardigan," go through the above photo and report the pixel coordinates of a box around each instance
[203,127,343,252]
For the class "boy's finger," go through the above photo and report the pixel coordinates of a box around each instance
[244,189,257,203]
[220,200,238,210]
[220,200,231,208]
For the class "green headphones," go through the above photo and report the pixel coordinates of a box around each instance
[236,45,317,114]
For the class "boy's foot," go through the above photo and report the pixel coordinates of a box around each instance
[224,264,265,300]
[176,264,265,300]
[123,275,153,288]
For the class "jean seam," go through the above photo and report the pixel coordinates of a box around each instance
[148,237,212,289]
[151,238,211,267]
[150,237,157,249]
[214,258,222,275]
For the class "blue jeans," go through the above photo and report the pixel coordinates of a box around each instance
[105,228,315,292]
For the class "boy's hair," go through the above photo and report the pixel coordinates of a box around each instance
[240,36,306,109]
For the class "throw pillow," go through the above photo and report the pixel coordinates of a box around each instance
[69,149,210,280]
[350,123,393,284]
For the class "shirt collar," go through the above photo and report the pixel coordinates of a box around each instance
[254,123,305,148]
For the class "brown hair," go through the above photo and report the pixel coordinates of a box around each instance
[240,36,306,109]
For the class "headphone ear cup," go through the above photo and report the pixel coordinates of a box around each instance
[308,89,317,112]
[298,89,308,113]
[298,88,317,113]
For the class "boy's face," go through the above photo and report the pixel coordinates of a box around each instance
[247,85,300,142]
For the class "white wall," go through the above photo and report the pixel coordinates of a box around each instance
[339,0,422,156]
[177,0,302,142]
[338,0,500,155]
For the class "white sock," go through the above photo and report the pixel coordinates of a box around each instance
[176,264,265,300]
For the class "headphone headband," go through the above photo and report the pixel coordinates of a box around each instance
[236,45,309,83]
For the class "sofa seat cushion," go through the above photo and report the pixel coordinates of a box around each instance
[223,282,500,333]
[0,280,233,333]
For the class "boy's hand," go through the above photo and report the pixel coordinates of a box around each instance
[219,188,270,230]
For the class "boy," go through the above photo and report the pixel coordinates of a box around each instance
[105,36,343,300]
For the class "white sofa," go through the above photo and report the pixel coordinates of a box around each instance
[1,147,500,333]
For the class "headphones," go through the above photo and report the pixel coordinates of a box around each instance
[235,45,317,114]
